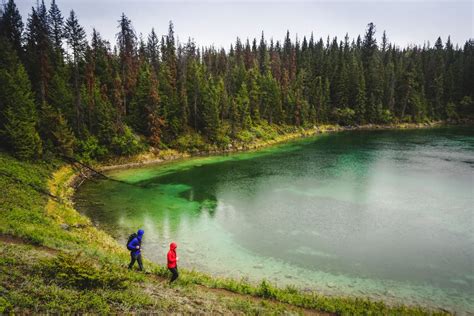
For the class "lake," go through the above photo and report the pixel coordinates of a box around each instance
[74,127,474,313]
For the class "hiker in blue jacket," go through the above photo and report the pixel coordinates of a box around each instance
[127,229,144,271]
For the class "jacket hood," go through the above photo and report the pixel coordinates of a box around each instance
[170,242,177,250]
[137,229,144,237]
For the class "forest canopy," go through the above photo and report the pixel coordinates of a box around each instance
[0,0,473,160]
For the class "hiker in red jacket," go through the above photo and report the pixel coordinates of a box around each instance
[167,242,179,283]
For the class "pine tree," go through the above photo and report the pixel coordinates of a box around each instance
[147,28,160,74]
[0,0,23,57]
[39,102,75,155]
[117,13,138,116]
[362,23,383,122]
[260,71,282,124]
[25,0,53,104]
[130,62,162,144]
[0,42,42,159]
[258,32,269,74]
[247,68,261,122]
[0,11,472,158]
[49,0,64,56]
[65,10,87,134]
[355,69,367,124]
[185,59,201,130]
[236,83,251,129]
[160,21,179,137]
[201,76,220,141]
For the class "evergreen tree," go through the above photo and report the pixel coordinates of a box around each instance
[160,21,179,137]
[260,71,282,124]
[0,0,23,57]
[25,0,53,104]
[0,10,472,159]
[247,68,261,122]
[65,10,87,134]
[130,62,162,145]
[147,28,160,74]
[236,83,251,129]
[116,13,137,116]
[49,0,64,56]
[355,69,367,124]
[0,41,42,159]
[201,76,220,141]
[39,102,75,156]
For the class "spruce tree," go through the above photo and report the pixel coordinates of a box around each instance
[49,0,64,56]
[0,0,23,57]
[236,83,251,129]
[202,77,220,141]
[247,68,261,122]
[147,28,160,74]
[117,13,138,116]
[25,0,53,104]
[65,10,87,134]
[0,42,42,159]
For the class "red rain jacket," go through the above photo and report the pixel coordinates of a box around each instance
[167,242,177,268]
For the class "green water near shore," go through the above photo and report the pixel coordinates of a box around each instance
[75,127,474,313]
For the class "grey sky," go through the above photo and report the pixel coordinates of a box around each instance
[16,0,473,50]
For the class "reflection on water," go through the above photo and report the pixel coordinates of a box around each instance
[75,127,474,313]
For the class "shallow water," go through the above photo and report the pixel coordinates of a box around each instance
[75,127,474,313]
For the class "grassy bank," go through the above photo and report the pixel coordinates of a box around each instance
[96,121,444,171]
[0,130,451,314]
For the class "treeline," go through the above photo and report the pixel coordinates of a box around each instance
[0,0,473,160]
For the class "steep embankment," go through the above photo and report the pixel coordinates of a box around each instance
[0,150,448,315]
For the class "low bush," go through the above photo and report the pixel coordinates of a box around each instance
[76,136,108,162]
[111,125,145,156]
[40,253,128,290]
[173,132,209,152]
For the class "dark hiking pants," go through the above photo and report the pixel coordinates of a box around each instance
[169,267,179,282]
[128,252,143,271]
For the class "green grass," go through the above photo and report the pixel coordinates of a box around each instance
[0,151,450,315]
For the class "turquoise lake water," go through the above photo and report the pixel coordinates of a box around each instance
[75,127,474,314]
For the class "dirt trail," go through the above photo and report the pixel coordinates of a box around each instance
[0,235,332,315]
[0,234,59,255]
[147,273,334,316]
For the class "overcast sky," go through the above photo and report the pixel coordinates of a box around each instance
[15,0,473,50]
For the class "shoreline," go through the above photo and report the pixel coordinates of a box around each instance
[59,122,464,314]
[91,121,447,174]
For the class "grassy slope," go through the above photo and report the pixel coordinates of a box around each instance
[98,122,443,170]
[0,151,449,315]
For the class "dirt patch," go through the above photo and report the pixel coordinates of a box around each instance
[0,234,59,255]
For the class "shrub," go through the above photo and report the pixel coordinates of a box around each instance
[379,109,395,124]
[459,96,473,116]
[215,126,232,149]
[446,102,459,121]
[0,296,13,313]
[332,107,356,126]
[77,136,108,162]
[236,130,255,143]
[173,132,208,152]
[111,125,145,156]
[250,122,278,141]
[257,280,278,299]
[40,253,128,290]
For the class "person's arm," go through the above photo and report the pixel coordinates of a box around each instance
[128,238,140,250]
[168,251,176,265]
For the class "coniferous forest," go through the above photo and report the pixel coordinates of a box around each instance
[0,0,473,160]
